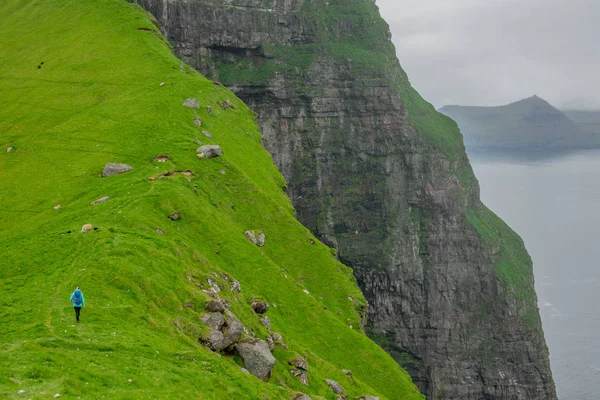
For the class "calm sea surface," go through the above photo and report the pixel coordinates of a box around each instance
[470,150,600,400]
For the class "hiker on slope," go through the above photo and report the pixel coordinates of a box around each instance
[69,286,85,323]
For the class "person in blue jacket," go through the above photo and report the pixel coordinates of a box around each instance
[69,286,85,323]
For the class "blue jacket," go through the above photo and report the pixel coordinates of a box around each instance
[70,289,85,307]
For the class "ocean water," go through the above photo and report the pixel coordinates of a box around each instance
[470,150,600,400]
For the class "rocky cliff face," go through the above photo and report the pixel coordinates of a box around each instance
[131,0,556,398]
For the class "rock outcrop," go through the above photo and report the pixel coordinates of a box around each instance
[132,0,557,398]
[102,163,132,177]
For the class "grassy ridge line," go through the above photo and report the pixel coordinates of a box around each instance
[0,0,423,399]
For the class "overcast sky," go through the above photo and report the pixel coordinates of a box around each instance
[377,0,600,110]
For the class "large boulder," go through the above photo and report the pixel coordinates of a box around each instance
[102,163,132,177]
[199,310,243,351]
[356,396,380,400]
[236,339,276,380]
[196,145,222,159]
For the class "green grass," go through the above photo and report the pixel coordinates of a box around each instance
[0,0,423,399]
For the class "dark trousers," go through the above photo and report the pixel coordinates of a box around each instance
[74,306,81,322]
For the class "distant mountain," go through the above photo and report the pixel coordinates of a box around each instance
[439,96,600,157]
[563,110,600,136]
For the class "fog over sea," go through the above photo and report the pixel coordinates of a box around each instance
[470,150,600,400]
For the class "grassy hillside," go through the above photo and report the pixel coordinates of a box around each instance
[0,1,423,399]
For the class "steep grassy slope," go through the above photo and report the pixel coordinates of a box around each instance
[132,0,556,397]
[0,1,423,399]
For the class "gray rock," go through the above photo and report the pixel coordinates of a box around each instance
[91,196,110,205]
[193,117,202,126]
[290,355,308,371]
[356,396,379,400]
[200,313,225,330]
[259,316,271,329]
[159,82,165,86]
[231,278,241,292]
[17,390,25,395]
[244,230,258,245]
[256,231,265,247]
[168,212,180,221]
[53,394,61,398]
[236,339,276,380]
[202,130,213,138]
[270,332,282,342]
[156,228,164,235]
[207,106,212,115]
[196,145,222,159]
[222,310,243,347]
[291,395,312,400]
[324,379,344,395]
[219,99,234,109]
[199,310,242,351]
[342,369,353,377]
[53,205,61,210]
[241,368,250,374]
[266,336,274,351]
[6,146,14,153]
[205,299,225,313]
[183,98,200,108]
[102,163,132,177]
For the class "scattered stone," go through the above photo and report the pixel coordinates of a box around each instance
[290,355,309,371]
[356,396,379,400]
[241,368,250,374]
[219,99,235,109]
[259,316,271,329]
[348,296,354,302]
[205,299,226,313]
[183,98,200,108]
[154,155,170,162]
[193,118,202,126]
[218,169,226,175]
[245,230,258,245]
[102,163,133,177]
[53,394,61,398]
[309,239,315,244]
[147,177,156,181]
[250,299,269,314]
[156,228,164,235]
[17,390,25,395]
[168,212,180,221]
[81,224,94,233]
[6,146,14,153]
[256,232,266,247]
[91,196,110,205]
[207,106,212,115]
[291,394,312,400]
[324,379,345,395]
[290,369,309,385]
[202,130,213,138]
[213,81,223,86]
[179,65,186,73]
[159,82,165,86]
[266,335,275,351]
[196,145,222,159]
[236,339,276,380]
[200,312,225,330]
[342,369,353,378]
[54,205,61,210]
[271,332,282,342]
[183,301,193,309]
[231,278,241,292]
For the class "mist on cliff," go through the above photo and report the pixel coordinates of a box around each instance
[377,0,600,110]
